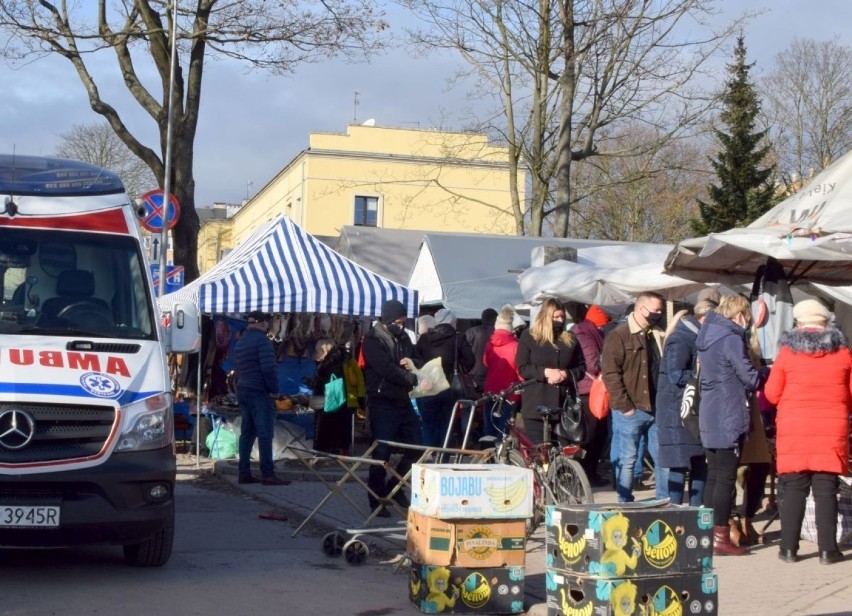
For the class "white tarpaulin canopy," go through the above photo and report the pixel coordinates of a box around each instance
[665,147,852,286]
[519,244,708,305]
[159,216,418,317]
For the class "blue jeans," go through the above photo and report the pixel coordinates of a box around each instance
[419,389,455,447]
[237,390,276,478]
[667,455,707,506]
[483,399,514,439]
[609,416,647,481]
[612,409,659,502]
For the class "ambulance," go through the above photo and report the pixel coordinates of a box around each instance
[0,154,199,566]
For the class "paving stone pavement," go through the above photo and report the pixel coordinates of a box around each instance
[180,452,852,616]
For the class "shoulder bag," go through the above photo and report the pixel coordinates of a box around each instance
[558,370,588,443]
[680,358,701,440]
[450,333,478,400]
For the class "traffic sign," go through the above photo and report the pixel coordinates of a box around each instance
[139,189,180,232]
[151,264,184,295]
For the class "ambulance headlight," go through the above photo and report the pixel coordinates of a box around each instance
[115,393,174,452]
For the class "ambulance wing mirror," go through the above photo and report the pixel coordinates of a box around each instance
[163,301,201,354]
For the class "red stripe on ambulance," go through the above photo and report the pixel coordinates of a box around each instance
[0,208,129,233]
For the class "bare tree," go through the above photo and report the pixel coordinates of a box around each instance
[55,122,157,200]
[570,125,712,243]
[404,0,747,237]
[0,1,388,281]
[762,38,852,186]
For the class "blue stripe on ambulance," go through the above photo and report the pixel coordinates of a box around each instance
[0,382,157,406]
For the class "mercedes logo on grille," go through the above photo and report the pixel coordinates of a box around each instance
[0,408,36,450]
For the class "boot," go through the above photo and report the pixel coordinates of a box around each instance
[740,517,761,546]
[728,518,745,547]
[713,525,748,556]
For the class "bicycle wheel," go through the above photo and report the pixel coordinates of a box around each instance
[548,455,594,505]
[506,449,545,534]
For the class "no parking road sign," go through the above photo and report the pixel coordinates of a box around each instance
[139,189,180,232]
[151,264,184,295]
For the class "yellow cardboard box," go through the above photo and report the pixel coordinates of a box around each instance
[407,510,527,567]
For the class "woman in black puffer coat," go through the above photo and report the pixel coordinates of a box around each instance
[515,298,585,446]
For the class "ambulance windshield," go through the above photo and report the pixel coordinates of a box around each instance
[0,228,154,338]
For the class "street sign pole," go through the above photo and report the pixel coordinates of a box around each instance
[159,0,179,298]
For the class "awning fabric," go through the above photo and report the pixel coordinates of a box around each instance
[665,147,852,286]
[159,216,418,318]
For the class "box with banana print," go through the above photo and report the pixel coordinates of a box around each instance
[545,503,714,578]
[545,570,718,616]
[407,510,527,567]
[410,463,533,520]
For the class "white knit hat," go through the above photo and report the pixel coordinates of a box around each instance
[793,299,831,324]
[495,304,515,331]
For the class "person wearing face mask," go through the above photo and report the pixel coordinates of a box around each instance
[601,292,666,503]
[515,298,585,447]
[361,299,424,516]
[696,294,768,556]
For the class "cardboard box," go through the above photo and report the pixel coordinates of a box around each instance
[544,502,714,577]
[545,571,718,615]
[406,510,527,567]
[409,562,525,614]
[410,463,533,519]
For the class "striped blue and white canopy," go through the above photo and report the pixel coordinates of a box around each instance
[159,216,418,317]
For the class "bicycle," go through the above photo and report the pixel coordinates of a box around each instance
[475,381,594,534]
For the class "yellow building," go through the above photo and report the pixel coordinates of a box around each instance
[197,124,525,270]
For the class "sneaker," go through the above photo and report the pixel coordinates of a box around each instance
[261,475,291,486]
[238,474,258,484]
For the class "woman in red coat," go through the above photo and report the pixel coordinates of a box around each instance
[481,304,523,438]
[764,299,852,565]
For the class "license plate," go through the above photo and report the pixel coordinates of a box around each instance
[0,505,61,528]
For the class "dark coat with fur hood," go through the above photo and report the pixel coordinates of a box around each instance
[764,326,852,475]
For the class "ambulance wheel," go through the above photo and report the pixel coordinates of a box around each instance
[322,532,344,557]
[343,539,369,565]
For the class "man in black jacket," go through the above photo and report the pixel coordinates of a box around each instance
[362,299,423,516]
[465,307,497,392]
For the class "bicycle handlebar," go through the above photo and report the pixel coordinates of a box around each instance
[474,379,536,406]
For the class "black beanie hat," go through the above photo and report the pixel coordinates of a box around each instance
[381,299,407,324]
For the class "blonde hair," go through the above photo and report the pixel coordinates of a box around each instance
[717,295,751,322]
[693,298,717,319]
[663,309,689,339]
[531,298,575,348]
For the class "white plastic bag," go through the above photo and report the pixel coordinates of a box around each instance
[409,356,450,399]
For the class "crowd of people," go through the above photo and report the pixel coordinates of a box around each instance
[236,292,852,561]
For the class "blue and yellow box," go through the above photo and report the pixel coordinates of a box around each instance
[409,562,525,614]
[545,570,718,616]
[545,502,714,578]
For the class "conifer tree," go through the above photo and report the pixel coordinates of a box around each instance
[693,36,775,235]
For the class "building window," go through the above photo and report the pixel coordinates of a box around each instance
[354,195,378,227]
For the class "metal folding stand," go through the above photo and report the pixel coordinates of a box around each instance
[440,397,480,460]
[285,439,493,565]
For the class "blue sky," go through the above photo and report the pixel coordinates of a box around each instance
[3,1,852,208]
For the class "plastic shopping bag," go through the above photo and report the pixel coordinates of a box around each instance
[409,356,450,399]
